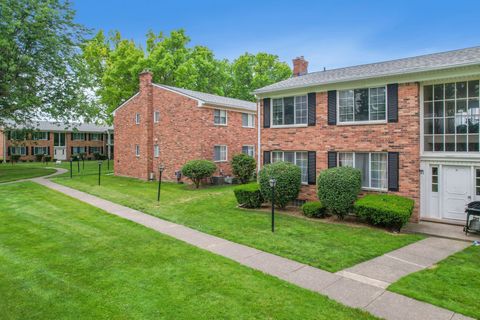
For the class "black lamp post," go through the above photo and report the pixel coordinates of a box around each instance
[77,156,80,173]
[98,160,102,185]
[70,158,73,178]
[157,163,165,202]
[269,178,277,232]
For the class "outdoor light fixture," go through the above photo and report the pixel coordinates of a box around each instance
[157,163,165,202]
[97,160,103,185]
[269,178,277,232]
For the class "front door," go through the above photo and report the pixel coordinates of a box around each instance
[442,166,471,220]
[53,132,66,160]
[54,147,66,160]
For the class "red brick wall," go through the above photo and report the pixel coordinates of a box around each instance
[114,75,257,182]
[260,83,421,220]
[0,130,4,160]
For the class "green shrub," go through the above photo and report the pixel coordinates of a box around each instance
[317,167,361,219]
[10,154,21,163]
[354,194,415,231]
[259,162,301,209]
[93,152,101,160]
[301,201,326,218]
[35,154,44,162]
[181,159,217,188]
[233,183,263,208]
[44,155,51,163]
[231,153,256,184]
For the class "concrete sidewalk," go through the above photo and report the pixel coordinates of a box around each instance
[33,176,473,320]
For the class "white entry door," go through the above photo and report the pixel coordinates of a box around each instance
[442,166,471,220]
[54,147,66,160]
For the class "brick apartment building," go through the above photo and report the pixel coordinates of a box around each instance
[254,47,480,223]
[113,71,257,181]
[1,121,113,162]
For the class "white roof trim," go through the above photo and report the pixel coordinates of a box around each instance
[112,92,140,115]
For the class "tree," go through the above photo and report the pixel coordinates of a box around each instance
[0,0,97,126]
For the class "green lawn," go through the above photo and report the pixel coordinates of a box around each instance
[49,162,423,272]
[0,182,376,319]
[389,245,480,319]
[0,164,56,182]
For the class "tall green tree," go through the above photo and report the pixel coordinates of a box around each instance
[0,0,98,126]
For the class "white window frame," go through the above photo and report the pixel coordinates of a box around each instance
[90,133,102,141]
[90,146,101,154]
[154,144,160,158]
[337,86,387,125]
[135,113,140,125]
[242,145,255,157]
[154,111,160,123]
[242,113,255,128]
[214,109,227,126]
[72,146,86,154]
[135,144,140,157]
[214,145,227,162]
[338,152,388,191]
[72,132,86,141]
[32,132,48,141]
[271,95,308,128]
[33,146,48,155]
[270,150,308,184]
[11,146,27,155]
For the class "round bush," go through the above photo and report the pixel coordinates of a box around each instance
[231,153,256,184]
[259,162,301,209]
[181,159,217,188]
[317,167,361,219]
[233,183,263,208]
[35,154,44,162]
[301,201,326,218]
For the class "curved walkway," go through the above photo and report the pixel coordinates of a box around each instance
[0,167,68,185]
[8,168,472,320]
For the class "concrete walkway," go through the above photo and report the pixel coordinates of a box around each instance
[404,221,480,242]
[31,176,473,320]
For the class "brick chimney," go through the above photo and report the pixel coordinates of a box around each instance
[139,69,153,90]
[292,56,308,76]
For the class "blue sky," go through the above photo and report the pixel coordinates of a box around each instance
[73,0,480,72]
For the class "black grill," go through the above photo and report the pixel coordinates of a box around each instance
[464,201,480,235]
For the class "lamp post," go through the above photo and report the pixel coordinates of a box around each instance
[157,163,165,202]
[98,160,102,185]
[269,178,277,232]
[70,158,73,178]
[77,156,80,173]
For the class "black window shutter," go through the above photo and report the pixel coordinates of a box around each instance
[88,146,91,154]
[47,132,50,140]
[7,131,10,140]
[71,146,73,155]
[263,98,271,128]
[307,151,316,185]
[31,146,34,155]
[387,84,398,123]
[327,151,337,168]
[263,151,270,165]
[25,147,28,155]
[327,90,337,125]
[47,147,50,155]
[307,93,316,126]
[7,147,10,156]
[388,152,399,191]
[101,147,104,154]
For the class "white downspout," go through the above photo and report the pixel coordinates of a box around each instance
[256,97,261,175]
[107,130,111,160]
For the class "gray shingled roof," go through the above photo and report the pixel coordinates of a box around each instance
[156,84,256,112]
[3,120,112,132]
[254,46,480,94]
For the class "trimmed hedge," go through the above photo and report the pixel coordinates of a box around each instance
[181,159,217,188]
[233,183,263,208]
[231,153,256,184]
[301,201,326,218]
[259,162,301,209]
[317,167,361,219]
[354,194,415,231]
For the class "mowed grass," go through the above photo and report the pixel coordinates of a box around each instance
[389,245,480,319]
[0,164,56,182]
[51,162,423,272]
[0,182,376,319]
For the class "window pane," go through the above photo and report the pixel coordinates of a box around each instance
[468,116,479,133]
[339,153,354,167]
[469,80,479,98]
[445,118,455,134]
[424,85,433,101]
[434,135,444,151]
[369,87,386,120]
[434,101,444,117]
[295,96,307,124]
[355,153,370,188]
[284,151,295,163]
[445,135,455,151]
[469,134,479,152]
[242,113,248,127]
[371,153,387,189]
[424,135,433,151]
[354,89,369,121]
[295,152,308,183]
[424,119,433,134]
[457,135,467,151]
[284,97,295,125]
[339,90,354,122]
[445,83,455,99]
[214,146,221,161]
[434,84,444,100]
[424,102,434,118]
[272,151,283,163]
[445,101,455,116]
[457,82,467,99]
[272,99,283,125]
[434,118,444,134]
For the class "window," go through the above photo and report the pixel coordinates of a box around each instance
[71,132,86,141]
[271,151,308,184]
[423,80,480,152]
[338,152,388,190]
[242,145,254,157]
[338,87,386,123]
[33,146,48,155]
[214,145,227,162]
[89,146,101,154]
[9,130,25,140]
[154,111,160,123]
[432,167,439,193]
[135,145,140,157]
[242,113,255,128]
[135,113,140,124]
[54,133,65,146]
[10,146,26,155]
[32,132,48,140]
[272,95,307,126]
[476,169,480,196]
[89,133,102,141]
[72,147,86,154]
[214,109,227,125]
[154,144,160,158]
